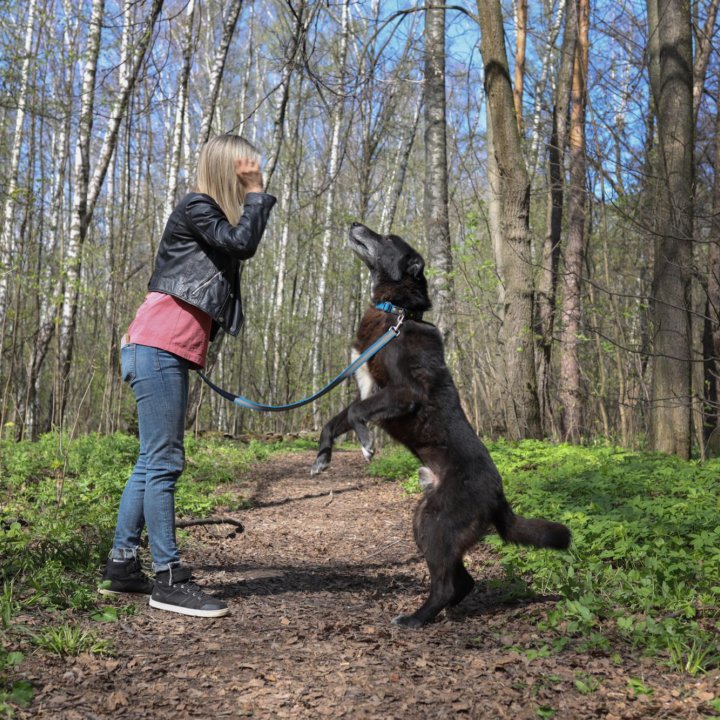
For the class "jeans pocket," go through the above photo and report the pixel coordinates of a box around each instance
[121,344,135,383]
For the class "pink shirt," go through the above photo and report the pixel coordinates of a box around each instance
[126,292,212,368]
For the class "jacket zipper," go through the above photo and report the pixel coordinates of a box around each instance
[191,271,222,296]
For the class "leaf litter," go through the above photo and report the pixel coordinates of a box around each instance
[13,449,720,719]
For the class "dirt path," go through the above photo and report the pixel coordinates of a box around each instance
[18,449,719,719]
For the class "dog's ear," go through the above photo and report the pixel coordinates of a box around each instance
[407,257,424,278]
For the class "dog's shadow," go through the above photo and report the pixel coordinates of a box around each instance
[200,559,562,625]
[445,582,564,623]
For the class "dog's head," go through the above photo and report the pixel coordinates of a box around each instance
[348,223,431,312]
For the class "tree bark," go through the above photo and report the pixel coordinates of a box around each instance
[311,0,350,419]
[56,0,164,426]
[477,0,542,439]
[424,0,454,344]
[0,0,38,383]
[647,0,694,458]
[513,0,528,133]
[163,0,196,223]
[558,0,589,441]
[704,86,720,442]
[536,0,576,435]
[196,0,245,149]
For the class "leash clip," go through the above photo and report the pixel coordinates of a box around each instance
[391,311,405,335]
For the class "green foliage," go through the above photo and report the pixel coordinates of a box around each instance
[0,432,297,615]
[31,624,112,657]
[370,441,720,674]
[367,448,420,483]
[0,430,305,711]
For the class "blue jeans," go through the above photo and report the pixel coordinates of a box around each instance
[111,344,190,571]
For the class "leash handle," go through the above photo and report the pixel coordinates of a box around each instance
[198,326,400,412]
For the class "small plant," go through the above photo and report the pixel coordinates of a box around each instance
[574,672,601,694]
[667,635,720,675]
[626,677,654,698]
[32,624,113,657]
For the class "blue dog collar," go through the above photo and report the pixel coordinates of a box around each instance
[375,301,423,321]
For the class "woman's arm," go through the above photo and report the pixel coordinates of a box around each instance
[184,192,276,260]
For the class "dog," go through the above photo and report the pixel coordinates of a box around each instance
[311,223,571,628]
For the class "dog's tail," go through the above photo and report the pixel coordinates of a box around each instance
[492,500,570,550]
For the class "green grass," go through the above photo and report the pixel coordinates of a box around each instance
[369,440,720,674]
[0,431,313,715]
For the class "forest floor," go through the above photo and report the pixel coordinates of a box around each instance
[15,449,720,719]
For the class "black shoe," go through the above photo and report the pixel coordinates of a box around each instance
[99,556,153,595]
[150,567,229,618]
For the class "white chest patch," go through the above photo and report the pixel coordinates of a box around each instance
[352,348,377,399]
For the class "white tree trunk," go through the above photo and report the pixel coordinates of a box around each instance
[0,0,38,380]
[58,0,164,423]
[196,0,245,151]
[163,0,196,223]
[311,0,351,409]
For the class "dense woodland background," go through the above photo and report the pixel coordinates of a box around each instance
[0,0,717,458]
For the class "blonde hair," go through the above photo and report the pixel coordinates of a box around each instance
[196,135,260,225]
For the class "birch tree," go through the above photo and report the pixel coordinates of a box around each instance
[536,0,576,434]
[310,0,350,408]
[163,0,197,223]
[57,0,164,425]
[424,0,454,343]
[0,0,38,382]
[196,0,245,150]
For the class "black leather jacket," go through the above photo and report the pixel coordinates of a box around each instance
[148,191,276,338]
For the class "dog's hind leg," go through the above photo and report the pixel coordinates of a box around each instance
[311,406,352,475]
[392,547,461,629]
[449,560,474,606]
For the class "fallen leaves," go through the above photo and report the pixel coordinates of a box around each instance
[14,450,720,719]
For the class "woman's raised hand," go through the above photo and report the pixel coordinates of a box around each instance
[235,157,264,193]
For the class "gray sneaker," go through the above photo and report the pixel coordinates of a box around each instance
[150,567,229,618]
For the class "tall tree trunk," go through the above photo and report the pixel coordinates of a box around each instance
[0,0,38,383]
[424,0,454,343]
[705,89,720,442]
[196,0,245,150]
[513,0,528,134]
[692,0,720,126]
[264,1,313,190]
[311,0,350,423]
[536,0,576,435]
[56,0,164,426]
[163,0,196,222]
[477,0,542,439]
[381,97,421,234]
[558,0,589,441]
[54,0,104,428]
[647,0,694,458]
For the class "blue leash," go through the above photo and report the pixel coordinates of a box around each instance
[197,306,405,412]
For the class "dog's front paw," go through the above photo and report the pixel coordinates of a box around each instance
[361,444,374,462]
[310,453,330,476]
[391,614,425,629]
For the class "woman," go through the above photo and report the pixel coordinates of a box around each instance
[100,135,276,617]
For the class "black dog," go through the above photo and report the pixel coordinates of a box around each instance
[311,223,570,628]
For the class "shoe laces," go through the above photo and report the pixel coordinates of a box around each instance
[174,578,209,599]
